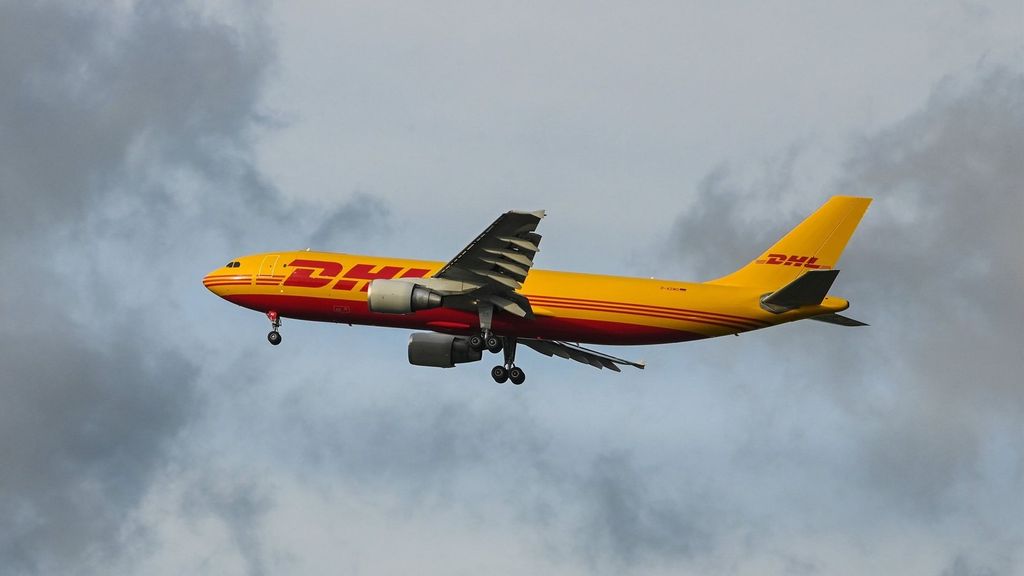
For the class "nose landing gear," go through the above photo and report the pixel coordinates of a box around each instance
[266,310,282,345]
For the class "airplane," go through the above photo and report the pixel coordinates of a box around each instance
[204,196,871,384]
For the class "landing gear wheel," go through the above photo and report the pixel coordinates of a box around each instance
[508,366,525,385]
[267,331,282,346]
[491,365,509,383]
[469,334,485,351]
[485,335,502,353]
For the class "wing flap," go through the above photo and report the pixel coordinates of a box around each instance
[487,295,530,318]
[810,313,869,327]
[434,211,544,296]
[497,236,540,253]
[468,269,522,290]
[483,248,534,267]
[478,257,529,279]
[521,339,645,371]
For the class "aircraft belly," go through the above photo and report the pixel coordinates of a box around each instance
[223,292,712,345]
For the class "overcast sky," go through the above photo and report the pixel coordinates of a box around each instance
[1,1,1022,574]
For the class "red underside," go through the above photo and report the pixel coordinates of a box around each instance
[225,293,706,345]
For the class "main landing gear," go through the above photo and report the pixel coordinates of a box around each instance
[468,303,503,353]
[472,302,525,384]
[469,332,503,354]
[266,310,282,345]
[490,336,525,385]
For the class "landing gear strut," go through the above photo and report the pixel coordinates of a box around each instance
[491,336,525,385]
[475,302,523,384]
[266,310,282,345]
[469,302,504,353]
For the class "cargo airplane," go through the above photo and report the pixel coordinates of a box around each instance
[205,196,871,384]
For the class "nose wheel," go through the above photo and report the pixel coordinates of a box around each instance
[490,337,525,385]
[266,310,282,345]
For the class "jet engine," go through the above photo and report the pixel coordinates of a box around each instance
[367,279,443,314]
[407,333,482,368]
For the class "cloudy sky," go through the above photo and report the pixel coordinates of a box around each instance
[1,1,1022,574]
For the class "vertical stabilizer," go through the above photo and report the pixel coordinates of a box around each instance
[709,196,871,288]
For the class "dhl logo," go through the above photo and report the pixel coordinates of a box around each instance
[280,259,431,292]
[754,253,831,269]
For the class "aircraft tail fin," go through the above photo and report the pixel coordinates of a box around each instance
[709,196,871,288]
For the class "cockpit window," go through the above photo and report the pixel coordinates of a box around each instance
[225,261,241,268]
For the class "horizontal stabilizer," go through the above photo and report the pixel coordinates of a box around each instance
[761,269,840,313]
[809,313,868,327]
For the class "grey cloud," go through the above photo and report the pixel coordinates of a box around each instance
[664,144,806,282]
[0,328,199,574]
[0,1,277,238]
[942,556,999,576]
[576,453,712,569]
[665,66,1024,571]
[0,1,284,573]
[307,192,391,250]
[228,382,722,574]
[836,70,1023,531]
[2,2,1019,575]
[179,476,271,576]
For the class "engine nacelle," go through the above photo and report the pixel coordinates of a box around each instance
[408,333,482,368]
[367,279,443,314]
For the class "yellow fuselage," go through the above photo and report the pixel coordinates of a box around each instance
[204,251,849,345]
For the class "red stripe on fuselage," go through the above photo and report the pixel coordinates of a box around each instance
[223,293,705,345]
[527,300,755,331]
[526,294,770,326]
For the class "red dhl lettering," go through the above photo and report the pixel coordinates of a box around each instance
[282,259,342,288]
[332,264,404,291]
[754,254,830,269]
[281,260,433,291]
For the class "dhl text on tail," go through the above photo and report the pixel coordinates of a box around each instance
[204,196,871,385]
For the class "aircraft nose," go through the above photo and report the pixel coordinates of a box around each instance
[202,269,227,295]
[203,262,251,295]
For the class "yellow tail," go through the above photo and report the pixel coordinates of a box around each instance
[709,196,872,288]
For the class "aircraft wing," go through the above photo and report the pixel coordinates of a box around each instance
[433,210,545,317]
[521,339,646,372]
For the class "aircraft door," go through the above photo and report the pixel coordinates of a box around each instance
[258,255,280,279]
